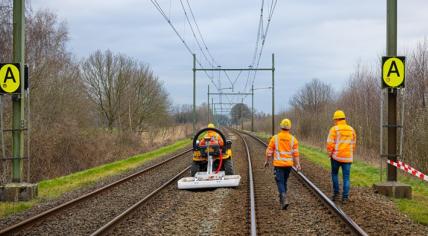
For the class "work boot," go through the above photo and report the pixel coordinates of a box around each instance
[279,193,284,207]
[342,197,349,204]
[331,194,338,202]
[280,193,289,210]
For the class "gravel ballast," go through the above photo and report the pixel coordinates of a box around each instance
[0,148,192,235]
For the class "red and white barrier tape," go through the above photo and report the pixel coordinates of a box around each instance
[387,160,428,182]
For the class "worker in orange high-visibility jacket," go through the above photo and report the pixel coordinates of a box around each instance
[265,118,301,210]
[199,123,224,147]
[192,123,234,176]
[326,110,356,204]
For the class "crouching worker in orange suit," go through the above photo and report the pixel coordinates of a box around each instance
[265,119,301,210]
[198,123,224,147]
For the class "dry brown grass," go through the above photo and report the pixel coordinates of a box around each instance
[23,123,192,182]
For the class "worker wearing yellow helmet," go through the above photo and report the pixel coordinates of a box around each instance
[200,123,224,146]
[192,123,233,176]
[326,110,356,204]
[265,118,300,210]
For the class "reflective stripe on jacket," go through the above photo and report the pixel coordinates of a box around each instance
[194,131,227,161]
[199,131,224,146]
[326,120,356,163]
[266,130,299,167]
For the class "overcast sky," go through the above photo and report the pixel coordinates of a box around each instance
[31,0,428,114]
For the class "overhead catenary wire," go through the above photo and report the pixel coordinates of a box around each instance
[181,0,238,102]
[184,0,239,108]
[251,0,277,85]
[152,0,236,103]
[179,0,214,69]
[150,0,220,90]
[245,0,264,91]
[246,0,278,92]
[151,0,277,115]
[223,71,234,87]
[232,70,243,89]
[185,0,218,67]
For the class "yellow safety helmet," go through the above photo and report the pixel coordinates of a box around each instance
[333,110,346,120]
[280,119,292,130]
[207,123,215,128]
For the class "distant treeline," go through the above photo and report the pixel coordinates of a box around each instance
[254,42,428,173]
[0,5,182,181]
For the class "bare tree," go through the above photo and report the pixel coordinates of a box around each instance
[126,64,170,131]
[0,1,13,62]
[289,78,334,139]
[81,50,131,130]
[290,78,333,113]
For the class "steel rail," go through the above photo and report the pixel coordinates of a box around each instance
[237,129,368,236]
[0,148,193,235]
[228,128,257,236]
[91,166,191,236]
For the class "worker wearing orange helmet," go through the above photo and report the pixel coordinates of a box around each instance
[265,118,301,210]
[326,110,356,204]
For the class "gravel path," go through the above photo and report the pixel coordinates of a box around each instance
[300,156,428,236]
[244,134,350,235]
[0,148,192,235]
[253,135,428,235]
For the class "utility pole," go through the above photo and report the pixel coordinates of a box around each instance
[251,84,254,132]
[271,53,275,136]
[218,66,222,118]
[212,98,215,127]
[241,98,244,130]
[386,0,397,181]
[0,0,38,202]
[374,0,411,199]
[192,54,196,136]
[12,0,25,183]
[386,0,397,182]
[207,85,210,123]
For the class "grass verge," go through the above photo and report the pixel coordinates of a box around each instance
[300,144,428,225]
[253,131,428,225]
[0,139,191,219]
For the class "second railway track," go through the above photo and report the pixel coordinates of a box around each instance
[0,148,193,235]
[234,129,367,235]
[98,129,251,235]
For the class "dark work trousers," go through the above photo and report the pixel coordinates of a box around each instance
[331,158,352,199]
[274,167,292,195]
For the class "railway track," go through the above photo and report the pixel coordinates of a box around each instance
[1,130,369,235]
[234,129,368,236]
[0,148,192,235]
[90,166,190,235]
[97,129,250,235]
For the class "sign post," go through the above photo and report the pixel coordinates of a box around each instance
[193,54,196,136]
[12,0,25,183]
[0,0,37,202]
[374,0,411,199]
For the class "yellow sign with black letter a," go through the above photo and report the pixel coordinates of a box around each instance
[0,63,21,94]
[382,57,405,88]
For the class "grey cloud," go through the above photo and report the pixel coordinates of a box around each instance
[32,0,428,113]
